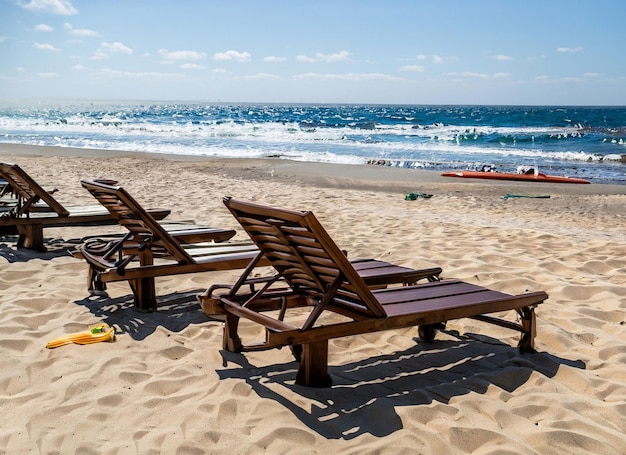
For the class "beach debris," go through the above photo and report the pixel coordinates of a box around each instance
[405,192,433,200]
[502,194,551,199]
[46,323,115,349]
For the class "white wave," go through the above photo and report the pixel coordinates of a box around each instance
[1,104,624,183]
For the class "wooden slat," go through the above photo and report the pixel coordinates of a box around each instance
[372,280,474,304]
[98,250,268,282]
[382,291,548,318]
[184,244,259,258]
[6,212,115,227]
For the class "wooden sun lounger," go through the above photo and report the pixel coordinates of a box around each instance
[74,180,268,311]
[217,197,548,387]
[0,162,169,251]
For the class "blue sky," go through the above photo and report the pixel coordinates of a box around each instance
[1,0,625,105]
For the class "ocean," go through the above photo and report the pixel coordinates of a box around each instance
[1,101,625,184]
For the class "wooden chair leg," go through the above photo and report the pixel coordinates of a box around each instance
[223,313,242,352]
[129,277,157,312]
[518,306,537,353]
[296,340,332,387]
[87,266,108,295]
[16,224,45,251]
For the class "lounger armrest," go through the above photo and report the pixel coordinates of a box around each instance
[75,243,136,274]
[75,245,119,272]
[145,208,171,221]
[221,297,297,333]
[170,227,237,244]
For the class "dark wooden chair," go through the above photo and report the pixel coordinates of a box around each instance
[217,197,548,387]
[0,162,140,251]
[74,180,265,311]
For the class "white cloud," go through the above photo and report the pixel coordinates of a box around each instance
[63,23,98,37]
[493,54,513,61]
[241,73,280,80]
[34,42,60,52]
[583,72,602,77]
[432,55,444,64]
[296,51,350,63]
[416,54,427,60]
[20,0,77,15]
[37,72,59,77]
[494,72,511,78]
[101,42,132,54]
[449,71,489,79]
[72,64,85,70]
[180,63,205,70]
[296,55,316,63]
[214,50,251,62]
[91,41,133,59]
[536,75,585,84]
[35,24,54,32]
[158,49,206,61]
[73,29,98,37]
[294,72,403,81]
[399,65,425,73]
[263,56,286,63]
[99,68,183,79]
[213,68,228,74]
[557,47,583,53]
[0,37,7,43]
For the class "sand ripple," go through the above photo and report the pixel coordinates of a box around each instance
[1,152,624,454]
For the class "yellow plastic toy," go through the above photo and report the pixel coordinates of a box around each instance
[46,323,115,349]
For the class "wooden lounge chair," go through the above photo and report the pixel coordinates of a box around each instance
[216,197,549,387]
[74,180,267,311]
[0,162,170,251]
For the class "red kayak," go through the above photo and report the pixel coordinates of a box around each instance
[441,170,590,184]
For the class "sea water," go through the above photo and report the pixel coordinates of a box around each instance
[0,101,625,184]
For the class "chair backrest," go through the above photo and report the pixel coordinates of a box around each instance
[81,179,194,264]
[223,197,387,324]
[0,162,68,216]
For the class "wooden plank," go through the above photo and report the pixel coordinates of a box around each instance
[372,280,479,305]
[98,250,268,282]
[382,291,548,318]
[4,212,116,227]
[182,242,259,257]
[166,227,236,244]
[355,265,442,286]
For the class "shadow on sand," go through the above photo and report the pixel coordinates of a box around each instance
[73,290,585,440]
[74,290,217,341]
[0,235,83,262]
[216,331,585,439]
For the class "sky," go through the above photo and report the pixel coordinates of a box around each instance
[1,0,625,105]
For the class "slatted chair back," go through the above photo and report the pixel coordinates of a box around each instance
[223,197,387,326]
[0,162,68,216]
[81,179,194,264]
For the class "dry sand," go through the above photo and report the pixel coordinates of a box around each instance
[1,144,625,454]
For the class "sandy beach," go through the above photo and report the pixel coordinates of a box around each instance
[1,143,624,454]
